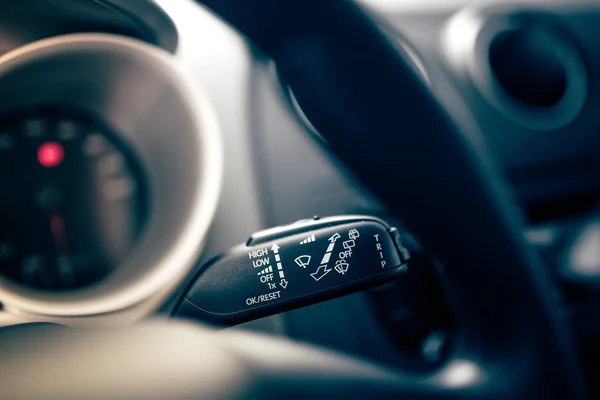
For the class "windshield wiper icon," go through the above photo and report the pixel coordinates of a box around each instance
[294,255,311,269]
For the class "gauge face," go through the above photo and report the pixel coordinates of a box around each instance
[0,107,148,290]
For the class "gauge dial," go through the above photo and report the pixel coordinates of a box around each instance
[0,107,148,290]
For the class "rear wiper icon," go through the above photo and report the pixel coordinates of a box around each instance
[334,260,349,275]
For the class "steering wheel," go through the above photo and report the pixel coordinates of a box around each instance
[0,0,586,398]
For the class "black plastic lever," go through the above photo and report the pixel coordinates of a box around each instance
[174,216,410,326]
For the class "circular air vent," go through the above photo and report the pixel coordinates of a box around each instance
[443,8,587,131]
[489,28,568,108]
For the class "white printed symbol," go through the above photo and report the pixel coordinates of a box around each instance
[343,240,355,250]
[300,234,315,244]
[252,257,270,268]
[270,243,288,288]
[310,232,340,281]
[310,265,332,281]
[339,250,352,260]
[268,282,276,289]
[295,255,311,268]
[248,248,269,260]
[320,233,340,265]
[348,229,360,241]
[374,234,386,268]
[334,260,349,275]
[257,266,273,275]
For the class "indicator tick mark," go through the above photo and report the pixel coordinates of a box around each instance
[300,234,315,244]
[269,243,287,287]
[320,252,332,265]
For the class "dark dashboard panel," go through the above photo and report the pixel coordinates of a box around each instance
[383,2,600,219]
[0,0,178,57]
[251,61,387,226]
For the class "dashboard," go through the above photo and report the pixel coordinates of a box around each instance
[0,0,599,382]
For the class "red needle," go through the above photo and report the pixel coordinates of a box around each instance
[49,212,68,255]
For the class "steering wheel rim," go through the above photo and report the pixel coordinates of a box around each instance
[197,0,584,397]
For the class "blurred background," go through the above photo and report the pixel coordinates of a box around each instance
[0,0,599,396]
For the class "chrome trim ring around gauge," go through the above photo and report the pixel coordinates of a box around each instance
[0,33,223,317]
[442,6,588,131]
